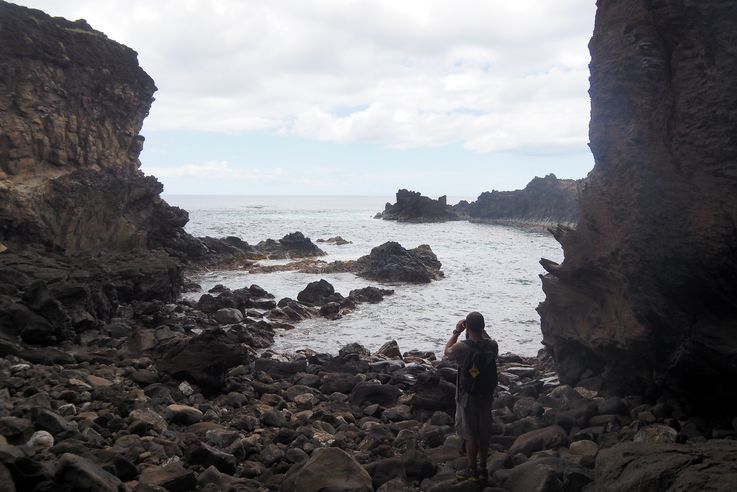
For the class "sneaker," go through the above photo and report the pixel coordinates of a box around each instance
[478,468,489,484]
[455,468,479,481]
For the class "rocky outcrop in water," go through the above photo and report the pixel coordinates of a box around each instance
[538,0,737,417]
[377,175,581,226]
[377,190,463,222]
[466,174,581,226]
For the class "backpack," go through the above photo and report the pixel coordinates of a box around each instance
[458,340,498,397]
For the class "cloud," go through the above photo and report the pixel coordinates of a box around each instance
[15,0,596,153]
[144,161,286,181]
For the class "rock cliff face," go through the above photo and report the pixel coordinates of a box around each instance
[0,1,192,254]
[466,174,581,226]
[377,175,581,226]
[538,0,737,416]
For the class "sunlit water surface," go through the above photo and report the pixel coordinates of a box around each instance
[166,195,563,357]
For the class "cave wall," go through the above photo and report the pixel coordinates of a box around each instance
[0,1,190,254]
[538,0,737,415]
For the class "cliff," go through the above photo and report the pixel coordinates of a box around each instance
[466,174,581,226]
[377,175,581,226]
[538,0,737,416]
[0,1,195,255]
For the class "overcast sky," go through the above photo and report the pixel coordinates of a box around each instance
[15,0,597,196]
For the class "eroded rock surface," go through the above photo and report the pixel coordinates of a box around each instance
[538,0,737,416]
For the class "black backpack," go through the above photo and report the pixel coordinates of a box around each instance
[458,340,498,397]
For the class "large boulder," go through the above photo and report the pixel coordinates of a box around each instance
[156,329,249,395]
[354,242,443,283]
[378,189,462,222]
[537,0,737,416]
[595,440,737,492]
[297,279,343,306]
[281,447,373,492]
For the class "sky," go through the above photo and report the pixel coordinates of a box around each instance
[14,0,597,196]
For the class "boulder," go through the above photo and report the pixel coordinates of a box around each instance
[138,462,197,492]
[595,440,737,492]
[354,242,443,283]
[509,426,568,457]
[350,382,401,406]
[348,286,395,304]
[213,308,243,324]
[281,447,373,492]
[375,340,402,359]
[156,329,249,395]
[297,279,342,306]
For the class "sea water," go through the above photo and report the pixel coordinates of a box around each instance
[165,195,563,357]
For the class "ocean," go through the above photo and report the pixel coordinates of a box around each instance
[165,195,563,357]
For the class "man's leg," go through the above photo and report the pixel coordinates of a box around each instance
[478,439,489,470]
[465,439,479,469]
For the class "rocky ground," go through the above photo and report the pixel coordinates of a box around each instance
[3,306,737,492]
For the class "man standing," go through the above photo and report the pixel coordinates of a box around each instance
[444,311,499,483]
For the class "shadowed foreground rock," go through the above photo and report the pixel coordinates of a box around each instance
[538,0,737,417]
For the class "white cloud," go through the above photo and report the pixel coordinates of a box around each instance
[145,161,286,181]
[14,0,596,153]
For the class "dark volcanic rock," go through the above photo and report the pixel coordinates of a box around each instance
[255,232,326,259]
[538,0,737,416]
[156,329,249,395]
[297,279,343,306]
[378,190,462,222]
[466,174,581,226]
[354,242,443,283]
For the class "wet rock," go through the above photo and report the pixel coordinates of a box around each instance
[339,343,371,358]
[281,447,373,492]
[297,279,342,306]
[348,287,395,304]
[509,426,568,457]
[355,242,443,283]
[254,358,307,378]
[321,373,363,394]
[213,308,243,324]
[375,340,402,360]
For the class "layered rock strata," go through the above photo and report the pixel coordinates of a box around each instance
[538,0,737,416]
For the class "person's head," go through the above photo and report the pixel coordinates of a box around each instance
[465,311,485,334]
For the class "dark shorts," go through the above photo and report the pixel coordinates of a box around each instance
[455,394,493,441]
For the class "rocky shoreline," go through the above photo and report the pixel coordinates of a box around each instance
[376,175,581,228]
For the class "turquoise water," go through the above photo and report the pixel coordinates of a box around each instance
[166,195,563,357]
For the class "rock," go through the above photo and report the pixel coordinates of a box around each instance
[409,373,456,412]
[509,426,568,457]
[350,382,401,406]
[634,424,678,444]
[349,287,395,304]
[254,358,307,379]
[54,453,124,492]
[26,431,54,451]
[185,441,237,474]
[156,329,249,395]
[364,457,405,490]
[255,232,326,259]
[213,308,243,324]
[503,463,563,492]
[261,409,288,428]
[30,408,74,436]
[321,373,363,394]
[466,174,581,226]
[166,404,203,425]
[316,236,352,245]
[376,340,402,359]
[281,447,373,492]
[569,440,599,457]
[297,279,341,306]
[538,0,737,418]
[139,462,197,492]
[339,342,371,358]
[354,242,443,283]
[595,440,737,491]
[377,190,463,222]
